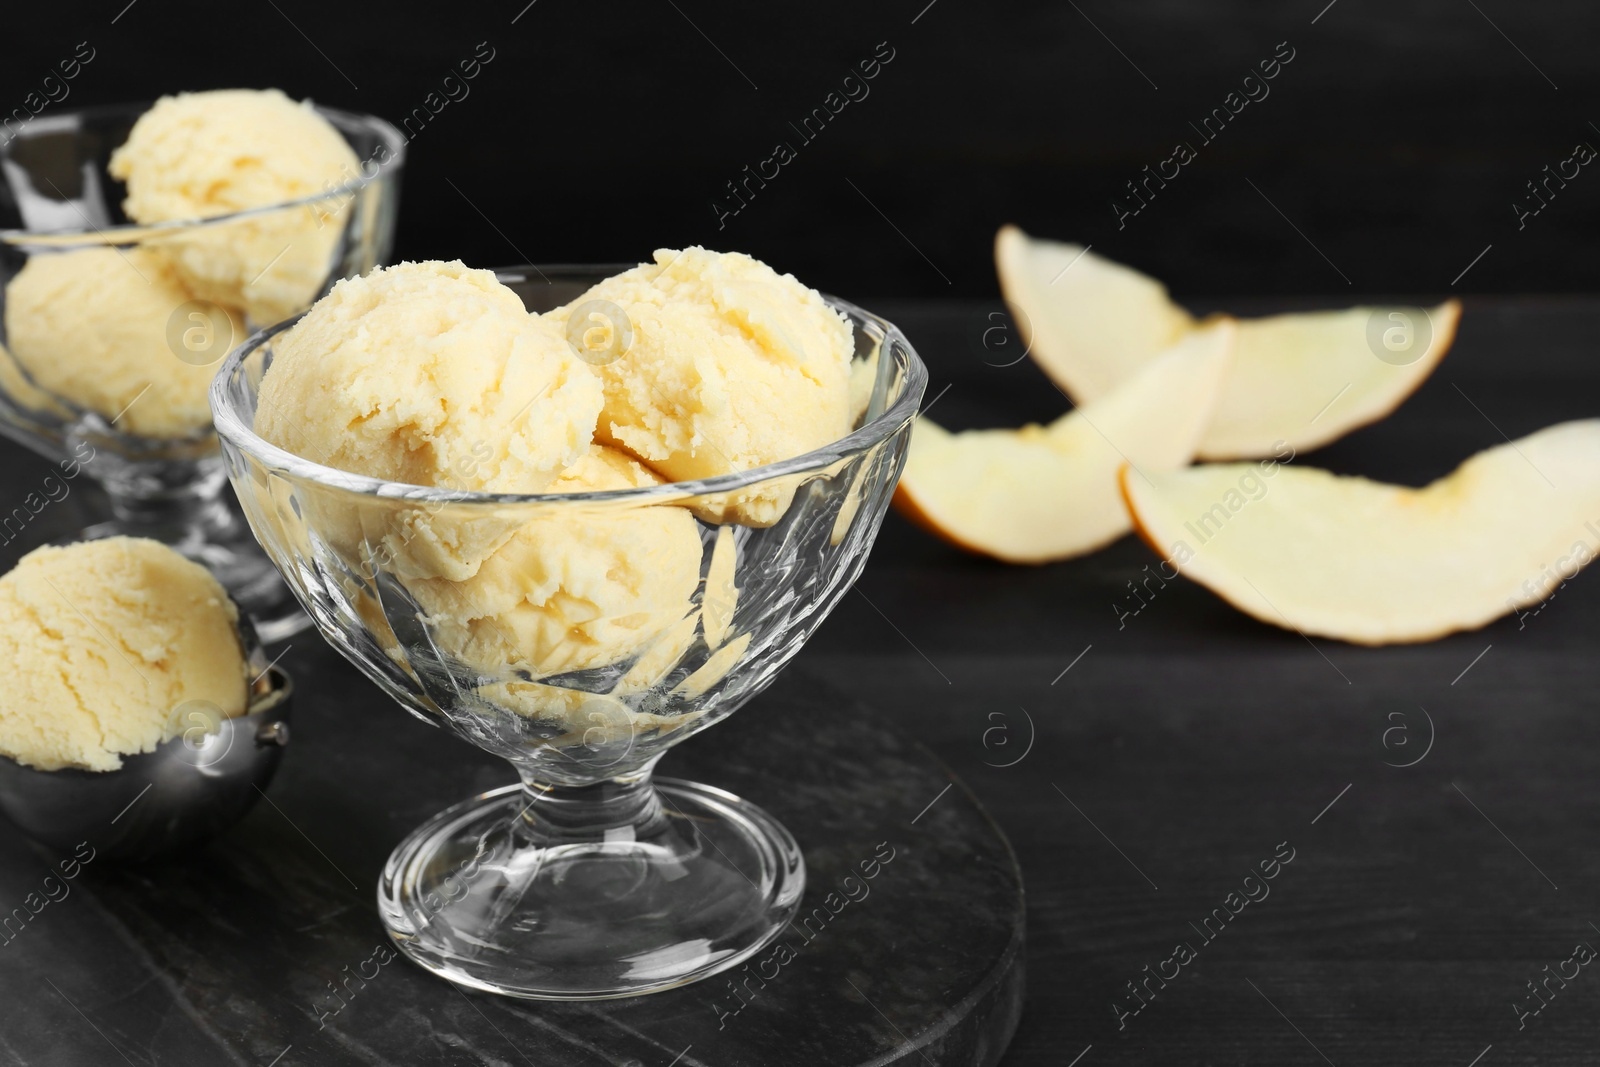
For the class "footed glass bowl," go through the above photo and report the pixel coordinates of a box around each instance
[210,267,927,999]
[0,101,404,641]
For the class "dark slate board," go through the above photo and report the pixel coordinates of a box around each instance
[0,652,1024,1067]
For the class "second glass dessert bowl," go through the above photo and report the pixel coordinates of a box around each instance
[0,101,404,641]
[211,267,927,1000]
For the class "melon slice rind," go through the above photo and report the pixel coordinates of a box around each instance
[1120,420,1600,644]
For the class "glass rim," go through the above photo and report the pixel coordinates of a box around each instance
[0,100,407,246]
[209,274,928,506]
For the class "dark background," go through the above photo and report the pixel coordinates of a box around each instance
[5,5,1600,1066]
[7,0,1598,300]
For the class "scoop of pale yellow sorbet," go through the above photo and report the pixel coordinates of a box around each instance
[546,247,855,525]
[254,261,605,582]
[407,445,703,682]
[5,247,244,438]
[256,261,601,494]
[254,250,854,736]
[0,537,248,771]
[109,88,360,324]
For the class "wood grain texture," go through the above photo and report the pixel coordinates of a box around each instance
[0,297,1595,1066]
[803,297,1600,1066]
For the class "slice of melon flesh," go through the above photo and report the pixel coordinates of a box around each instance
[995,224,1193,401]
[996,225,1462,460]
[1200,303,1461,459]
[1120,420,1600,645]
[894,319,1234,563]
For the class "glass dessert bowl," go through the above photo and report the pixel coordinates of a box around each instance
[0,100,404,641]
[211,267,926,1000]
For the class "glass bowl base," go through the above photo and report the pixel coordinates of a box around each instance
[377,779,805,1000]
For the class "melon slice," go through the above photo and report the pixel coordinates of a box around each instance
[893,320,1234,563]
[993,225,1194,401]
[1120,420,1600,644]
[996,225,1461,460]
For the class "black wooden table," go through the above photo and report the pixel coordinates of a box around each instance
[2,296,1597,1066]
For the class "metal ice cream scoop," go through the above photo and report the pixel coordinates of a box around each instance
[0,666,293,861]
